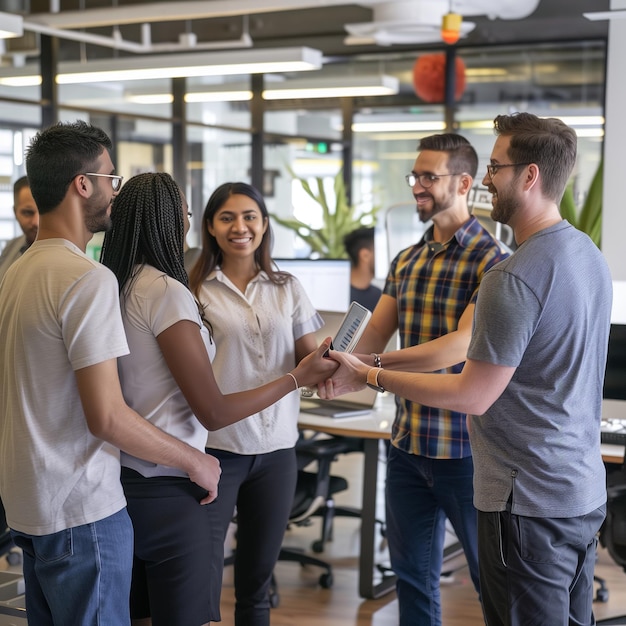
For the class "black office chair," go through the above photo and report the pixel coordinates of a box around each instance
[597,464,626,625]
[271,434,388,607]
[291,435,368,552]
[223,440,351,609]
[0,500,21,567]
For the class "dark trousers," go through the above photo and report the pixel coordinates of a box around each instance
[208,446,297,626]
[478,504,606,626]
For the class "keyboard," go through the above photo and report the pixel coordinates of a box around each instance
[601,419,626,445]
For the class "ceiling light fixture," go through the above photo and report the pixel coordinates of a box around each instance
[0,46,322,86]
[441,12,462,45]
[0,11,23,39]
[351,120,446,133]
[126,75,399,104]
[583,10,626,21]
[263,75,399,100]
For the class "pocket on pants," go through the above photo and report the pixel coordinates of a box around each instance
[517,515,573,564]
[31,529,73,563]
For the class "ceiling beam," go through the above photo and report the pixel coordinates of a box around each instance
[26,0,382,29]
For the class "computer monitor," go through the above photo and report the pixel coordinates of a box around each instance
[604,324,626,401]
[274,258,350,313]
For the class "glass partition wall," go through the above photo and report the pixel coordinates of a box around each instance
[0,40,606,259]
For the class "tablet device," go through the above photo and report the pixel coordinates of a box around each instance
[327,301,372,354]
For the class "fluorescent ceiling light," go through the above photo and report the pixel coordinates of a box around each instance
[263,75,399,100]
[186,89,252,102]
[0,12,23,39]
[572,128,604,138]
[126,75,399,104]
[583,10,626,21]
[555,115,604,126]
[352,120,446,133]
[0,46,322,86]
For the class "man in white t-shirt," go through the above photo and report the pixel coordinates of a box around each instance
[0,120,221,625]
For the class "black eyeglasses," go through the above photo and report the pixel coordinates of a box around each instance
[485,163,531,178]
[84,172,124,191]
[405,172,461,189]
[187,211,193,219]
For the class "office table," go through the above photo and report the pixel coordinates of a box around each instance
[298,394,396,600]
[602,443,625,465]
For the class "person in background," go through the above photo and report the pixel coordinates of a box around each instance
[0,120,222,626]
[0,176,39,283]
[323,113,611,626]
[101,174,335,626]
[188,181,323,626]
[350,133,510,625]
[343,226,382,312]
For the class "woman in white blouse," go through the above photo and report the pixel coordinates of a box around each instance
[189,182,323,626]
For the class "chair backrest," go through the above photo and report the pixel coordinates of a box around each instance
[601,463,626,572]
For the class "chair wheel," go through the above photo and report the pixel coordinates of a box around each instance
[595,588,609,603]
[311,540,324,553]
[319,572,333,588]
[269,591,280,608]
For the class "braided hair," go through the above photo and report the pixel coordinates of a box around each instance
[101,172,188,297]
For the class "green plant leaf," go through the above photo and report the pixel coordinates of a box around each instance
[561,158,603,248]
[578,159,603,239]
[559,183,578,226]
[275,166,382,258]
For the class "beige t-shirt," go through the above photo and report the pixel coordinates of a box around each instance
[0,239,128,535]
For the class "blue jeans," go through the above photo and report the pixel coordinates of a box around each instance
[386,446,480,626]
[11,508,134,626]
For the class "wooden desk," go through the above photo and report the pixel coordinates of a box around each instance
[298,397,625,600]
[602,443,625,465]
[298,395,395,600]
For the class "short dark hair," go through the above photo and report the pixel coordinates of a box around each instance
[343,226,375,267]
[493,112,577,203]
[13,176,29,205]
[100,172,187,297]
[417,133,478,178]
[25,120,113,214]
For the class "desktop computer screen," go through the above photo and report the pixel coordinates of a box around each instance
[274,258,351,313]
[604,324,626,401]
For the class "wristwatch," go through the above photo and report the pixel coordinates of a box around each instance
[366,367,385,393]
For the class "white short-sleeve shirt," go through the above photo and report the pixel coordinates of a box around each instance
[118,265,216,477]
[199,270,323,454]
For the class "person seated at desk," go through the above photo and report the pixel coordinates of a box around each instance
[343,226,381,312]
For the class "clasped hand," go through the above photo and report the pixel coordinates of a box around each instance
[317,350,371,399]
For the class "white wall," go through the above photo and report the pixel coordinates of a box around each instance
[603,0,626,282]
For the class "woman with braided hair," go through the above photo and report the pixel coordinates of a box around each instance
[187,182,324,626]
[100,172,334,626]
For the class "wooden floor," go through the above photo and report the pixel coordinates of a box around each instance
[219,442,626,625]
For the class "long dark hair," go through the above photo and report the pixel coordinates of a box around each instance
[100,172,187,297]
[188,181,288,300]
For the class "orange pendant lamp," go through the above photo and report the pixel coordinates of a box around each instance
[441,11,462,45]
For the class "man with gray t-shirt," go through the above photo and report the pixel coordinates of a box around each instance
[322,112,612,625]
